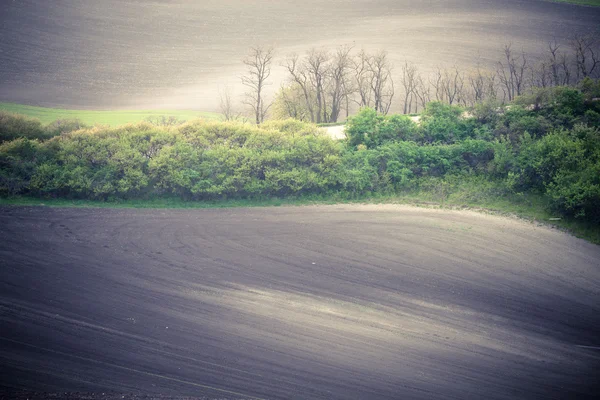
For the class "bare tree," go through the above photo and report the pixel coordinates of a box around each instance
[443,66,465,105]
[353,50,373,109]
[430,67,446,102]
[464,57,500,105]
[571,34,599,80]
[559,51,572,85]
[284,47,355,123]
[548,38,563,86]
[529,61,550,89]
[367,50,395,114]
[486,73,498,101]
[306,49,332,123]
[467,64,487,105]
[400,61,418,114]
[351,50,395,113]
[327,45,354,122]
[496,44,528,102]
[414,75,431,111]
[284,49,332,123]
[218,85,239,121]
[285,53,316,123]
[241,46,275,124]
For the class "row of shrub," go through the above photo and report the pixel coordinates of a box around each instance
[0,118,498,200]
[343,82,600,221]
[345,81,600,148]
[1,80,599,223]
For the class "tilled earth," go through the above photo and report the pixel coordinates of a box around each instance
[2,0,600,109]
[1,205,599,399]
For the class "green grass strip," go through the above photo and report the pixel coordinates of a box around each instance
[545,0,600,7]
[0,102,221,126]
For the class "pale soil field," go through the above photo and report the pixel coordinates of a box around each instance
[1,204,599,399]
[1,0,599,111]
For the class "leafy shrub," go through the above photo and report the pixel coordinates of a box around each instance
[45,118,88,136]
[472,99,502,126]
[338,139,495,195]
[345,108,418,148]
[547,160,600,221]
[419,102,473,144]
[513,86,586,128]
[0,139,47,195]
[0,111,49,143]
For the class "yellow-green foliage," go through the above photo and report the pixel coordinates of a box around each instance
[4,119,342,200]
[0,111,88,143]
[0,111,49,143]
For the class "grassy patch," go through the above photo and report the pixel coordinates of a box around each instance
[545,0,600,6]
[0,103,221,126]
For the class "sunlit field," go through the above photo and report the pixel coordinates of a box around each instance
[0,103,220,126]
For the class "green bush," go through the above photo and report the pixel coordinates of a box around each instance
[513,86,586,128]
[419,102,473,144]
[10,119,343,200]
[0,139,47,195]
[45,118,88,137]
[345,108,418,148]
[547,160,600,221]
[30,127,152,198]
[544,125,600,221]
[472,99,502,126]
[0,111,50,143]
[338,139,495,195]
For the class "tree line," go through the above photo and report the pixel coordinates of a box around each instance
[232,33,599,124]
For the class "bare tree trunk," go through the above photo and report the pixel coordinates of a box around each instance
[328,45,354,123]
[496,44,527,101]
[353,50,372,108]
[572,34,599,80]
[285,54,315,122]
[242,46,275,124]
[486,74,498,101]
[366,50,394,114]
[468,65,485,105]
[560,52,572,85]
[548,38,561,86]
[529,61,550,89]
[305,49,330,123]
[401,61,418,114]
[414,75,431,111]
[512,50,528,97]
[430,67,446,102]
[218,85,239,121]
[443,66,464,105]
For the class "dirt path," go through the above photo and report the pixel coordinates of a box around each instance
[1,205,599,399]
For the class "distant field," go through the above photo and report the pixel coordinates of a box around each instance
[548,0,600,6]
[0,103,221,126]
